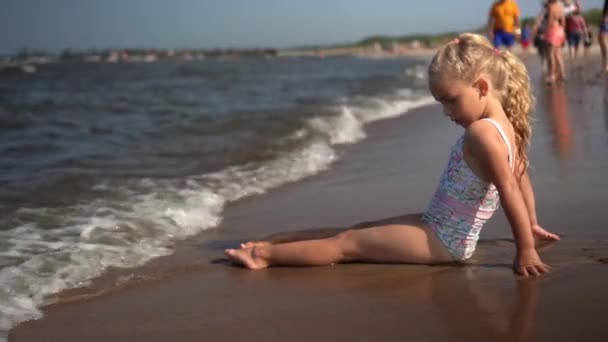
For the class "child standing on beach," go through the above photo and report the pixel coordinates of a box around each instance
[520,24,533,53]
[225,33,560,277]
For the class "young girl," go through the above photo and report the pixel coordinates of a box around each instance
[225,33,560,277]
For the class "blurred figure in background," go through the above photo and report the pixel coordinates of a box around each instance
[600,0,608,73]
[543,0,566,83]
[520,23,533,53]
[533,2,550,74]
[583,30,593,58]
[487,0,521,50]
[565,8,589,60]
[562,0,581,16]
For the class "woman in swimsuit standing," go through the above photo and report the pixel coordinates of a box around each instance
[544,0,566,83]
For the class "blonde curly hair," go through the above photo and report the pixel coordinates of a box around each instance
[428,33,534,176]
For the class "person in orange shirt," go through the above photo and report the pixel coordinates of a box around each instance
[487,0,521,49]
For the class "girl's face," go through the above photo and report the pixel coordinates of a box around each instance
[429,77,487,127]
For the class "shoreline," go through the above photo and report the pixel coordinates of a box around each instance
[4,39,604,75]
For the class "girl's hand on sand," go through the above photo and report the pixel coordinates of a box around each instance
[532,224,560,241]
[514,248,550,277]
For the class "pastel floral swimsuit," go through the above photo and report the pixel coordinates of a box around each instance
[421,118,513,260]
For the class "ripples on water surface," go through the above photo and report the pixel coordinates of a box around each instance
[0,56,433,337]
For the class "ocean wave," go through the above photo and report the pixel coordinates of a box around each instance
[0,87,436,340]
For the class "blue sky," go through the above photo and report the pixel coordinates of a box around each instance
[1,0,605,54]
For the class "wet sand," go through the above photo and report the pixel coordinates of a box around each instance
[9,58,608,342]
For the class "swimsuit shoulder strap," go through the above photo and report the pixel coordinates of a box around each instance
[481,118,514,170]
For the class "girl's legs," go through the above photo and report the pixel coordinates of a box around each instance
[241,213,423,247]
[225,215,455,269]
[242,227,347,247]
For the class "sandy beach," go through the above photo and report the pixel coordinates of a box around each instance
[9,54,608,341]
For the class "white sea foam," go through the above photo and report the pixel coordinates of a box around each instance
[0,90,437,339]
[299,90,436,150]
[307,106,366,145]
[355,92,436,123]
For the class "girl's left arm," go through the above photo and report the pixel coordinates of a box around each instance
[467,124,549,277]
[517,168,538,227]
[517,165,560,241]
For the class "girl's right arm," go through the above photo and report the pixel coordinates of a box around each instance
[467,123,548,276]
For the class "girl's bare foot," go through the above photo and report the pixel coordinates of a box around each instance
[532,224,560,244]
[240,241,271,248]
[224,247,269,270]
[545,74,556,84]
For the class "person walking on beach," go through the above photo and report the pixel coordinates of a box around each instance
[565,8,589,60]
[225,33,560,277]
[543,0,567,83]
[533,2,551,74]
[487,0,521,50]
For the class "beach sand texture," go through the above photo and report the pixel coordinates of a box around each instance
[9,56,608,342]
